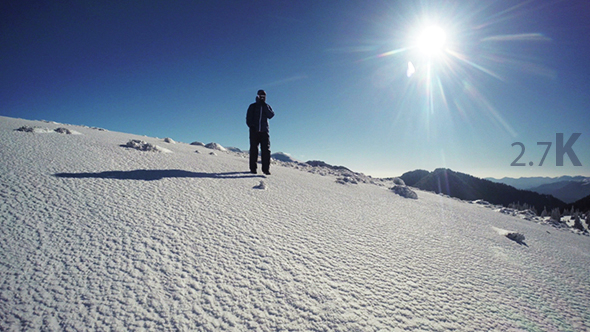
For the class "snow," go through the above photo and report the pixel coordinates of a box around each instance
[1,116,589,331]
[204,142,227,152]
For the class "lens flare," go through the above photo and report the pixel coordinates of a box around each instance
[368,2,552,139]
[407,62,416,77]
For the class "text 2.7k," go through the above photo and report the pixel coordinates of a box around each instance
[511,133,582,167]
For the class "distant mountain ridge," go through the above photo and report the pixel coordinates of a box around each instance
[402,169,567,213]
[528,180,590,204]
[486,176,588,190]
[487,176,590,203]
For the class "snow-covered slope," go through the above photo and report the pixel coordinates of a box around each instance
[1,116,589,331]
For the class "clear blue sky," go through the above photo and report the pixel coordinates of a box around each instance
[2,0,589,178]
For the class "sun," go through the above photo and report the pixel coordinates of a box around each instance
[368,3,551,140]
[417,25,447,57]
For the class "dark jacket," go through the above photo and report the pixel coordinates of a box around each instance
[246,100,275,132]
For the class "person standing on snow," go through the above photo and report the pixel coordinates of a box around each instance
[246,89,275,175]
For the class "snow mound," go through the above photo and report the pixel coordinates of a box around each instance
[306,160,351,172]
[272,152,298,162]
[391,185,418,199]
[205,142,227,151]
[274,159,381,186]
[393,178,405,186]
[472,199,492,206]
[123,139,172,153]
[336,176,358,185]
[253,180,267,190]
[190,141,205,146]
[227,147,243,153]
[164,137,176,144]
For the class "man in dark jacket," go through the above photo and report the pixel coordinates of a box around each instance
[246,89,275,175]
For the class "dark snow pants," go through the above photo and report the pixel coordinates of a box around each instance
[249,130,271,173]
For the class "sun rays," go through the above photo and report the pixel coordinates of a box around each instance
[371,2,553,139]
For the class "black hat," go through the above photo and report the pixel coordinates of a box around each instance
[257,90,266,96]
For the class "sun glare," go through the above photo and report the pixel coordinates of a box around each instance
[417,25,447,56]
[369,3,551,138]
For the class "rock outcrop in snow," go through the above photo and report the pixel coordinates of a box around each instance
[505,231,526,244]
[391,185,418,199]
[54,127,73,134]
[124,139,172,153]
[492,227,527,245]
[15,125,39,133]
[16,125,80,135]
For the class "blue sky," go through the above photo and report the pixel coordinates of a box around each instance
[2,0,589,179]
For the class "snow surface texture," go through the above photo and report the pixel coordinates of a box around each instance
[1,116,589,331]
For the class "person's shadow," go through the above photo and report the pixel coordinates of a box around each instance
[54,169,262,181]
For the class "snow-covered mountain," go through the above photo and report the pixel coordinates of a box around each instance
[1,116,589,331]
